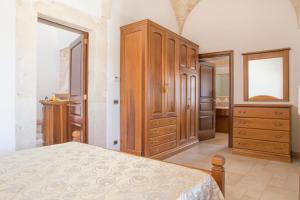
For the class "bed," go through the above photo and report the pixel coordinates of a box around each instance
[0,142,225,200]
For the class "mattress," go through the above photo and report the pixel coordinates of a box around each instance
[0,142,224,200]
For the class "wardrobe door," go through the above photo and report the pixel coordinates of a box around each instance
[189,45,198,70]
[120,26,146,155]
[179,41,188,69]
[149,25,165,119]
[179,71,189,145]
[165,33,177,117]
[189,73,198,141]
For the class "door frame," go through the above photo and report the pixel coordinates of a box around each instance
[199,50,234,147]
[38,17,89,143]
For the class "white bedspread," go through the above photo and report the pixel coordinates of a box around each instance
[0,142,224,200]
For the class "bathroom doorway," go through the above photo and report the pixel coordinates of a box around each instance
[199,51,234,147]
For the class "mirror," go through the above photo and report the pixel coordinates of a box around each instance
[216,74,229,97]
[243,48,290,102]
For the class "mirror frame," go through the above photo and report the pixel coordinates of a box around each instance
[243,48,290,102]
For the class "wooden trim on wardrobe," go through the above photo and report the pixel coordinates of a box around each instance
[199,50,234,148]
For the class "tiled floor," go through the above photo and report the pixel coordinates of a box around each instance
[165,133,300,200]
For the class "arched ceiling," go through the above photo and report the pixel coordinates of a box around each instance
[170,0,300,34]
[170,0,200,34]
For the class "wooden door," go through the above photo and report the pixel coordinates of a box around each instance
[165,33,177,117]
[120,25,146,155]
[69,34,88,143]
[149,25,165,119]
[199,62,216,140]
[179,71,189,145]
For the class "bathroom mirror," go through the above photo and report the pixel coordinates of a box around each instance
[243,48,290,102]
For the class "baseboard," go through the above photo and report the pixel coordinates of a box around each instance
[150,140,199,160]
[292,152,300,159]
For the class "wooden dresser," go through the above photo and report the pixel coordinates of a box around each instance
[120,19,199,159]
[40,100,70,145]
[233,104,292,162]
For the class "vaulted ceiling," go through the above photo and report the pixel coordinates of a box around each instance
[170,0,300,34]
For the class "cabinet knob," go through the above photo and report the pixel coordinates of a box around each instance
[274,122,283,127]
[239,131,246,135]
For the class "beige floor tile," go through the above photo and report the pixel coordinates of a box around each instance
[225,172,243,186]
[239,195,259,200]
[260,185,298,200]
[268,173,299,192]
[164,133,300,200]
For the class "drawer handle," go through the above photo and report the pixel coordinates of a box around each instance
[275,135,283,138]
[239,131,246,135]
[238,111,247,114]
[238,120,247,124]
[275,111,283,116]
[274,122,283,127]
[275,147,284,150]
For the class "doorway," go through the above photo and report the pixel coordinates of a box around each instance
[36,18,89,146]
[199,51,234,147]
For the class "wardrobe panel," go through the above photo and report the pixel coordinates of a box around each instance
[179,72,189,144]
[165,34,177,116]
[189,74,197,140]
[149,26,165,119]
[120,28,145,155]
[179,42,188,69]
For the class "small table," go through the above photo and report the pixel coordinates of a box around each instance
[40,100,71,145]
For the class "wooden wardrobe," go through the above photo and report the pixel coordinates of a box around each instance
[120,20,199,159]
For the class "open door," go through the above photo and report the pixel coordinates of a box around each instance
[199,62,216,140]
[69,33,88,143]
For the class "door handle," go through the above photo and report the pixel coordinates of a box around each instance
[83,94,88,101]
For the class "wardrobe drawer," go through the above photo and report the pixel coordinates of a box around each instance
[234,118,290,131]
[233,128,289,143]
[150,141,177,156]
[234,107,290,119]
[149,133,176,147]
[150,117,177,129]
[149,125,176,138]
[234,138,289,155]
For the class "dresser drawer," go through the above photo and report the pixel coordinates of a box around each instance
[234,118,290,131]
[233,128,289,143]
[149,125,176,138]
[234,107,290,119]
[149,133,176,147]
[234,138,289,155]
[150,117,177,129]
[150,141,177,156]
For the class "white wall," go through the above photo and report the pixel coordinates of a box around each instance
[0,0,16,154]
[106,0,178,150]
[16,0,108,150]
[37,23,79,120]
[60,0,102,20]
[183,0,300,152]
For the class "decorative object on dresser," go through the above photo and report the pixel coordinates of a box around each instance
[243,48,290,102]
[40,99,71,145]
[233,104,292,162]
[120,19,199,159]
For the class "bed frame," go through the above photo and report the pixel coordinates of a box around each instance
[72,131,226,195]
[203,155,225,195]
